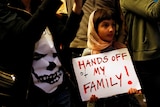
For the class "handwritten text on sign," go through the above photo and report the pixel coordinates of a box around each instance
[72,48,141,101]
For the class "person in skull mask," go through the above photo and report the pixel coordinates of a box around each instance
[0,0,83,107]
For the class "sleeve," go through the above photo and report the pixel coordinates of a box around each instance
[49,10,84,47]
[82,48,91,56]
[120,0,160,19]
[61,11,84,44]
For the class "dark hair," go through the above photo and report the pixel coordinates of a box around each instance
[93,8,116,33]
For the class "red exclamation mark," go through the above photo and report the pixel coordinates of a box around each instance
[124,66,132,85]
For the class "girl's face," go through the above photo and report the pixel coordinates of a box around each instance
[97,19,116,42]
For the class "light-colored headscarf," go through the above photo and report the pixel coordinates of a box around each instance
[87,11,113,54]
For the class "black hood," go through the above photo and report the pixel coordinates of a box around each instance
[8,0,42,14]
[0,0,9,4]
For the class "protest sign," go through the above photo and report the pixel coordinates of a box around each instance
[72,48,141,101]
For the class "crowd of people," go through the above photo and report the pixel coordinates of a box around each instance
[0,0,160,107]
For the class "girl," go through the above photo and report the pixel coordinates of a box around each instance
[82,8,142,107]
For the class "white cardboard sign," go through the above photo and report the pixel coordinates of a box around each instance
[72,48,141,101]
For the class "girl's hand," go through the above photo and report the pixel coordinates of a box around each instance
[128,88,142,94]
[89,94,98,103]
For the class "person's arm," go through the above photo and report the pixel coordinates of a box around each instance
[120,0,160,19]
[0,0,62,42]
[21,0,62,41]
[49,0,84,46]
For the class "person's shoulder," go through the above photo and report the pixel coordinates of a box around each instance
[113,41,126,49]
[82,48,91,56]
